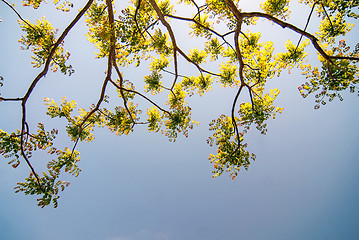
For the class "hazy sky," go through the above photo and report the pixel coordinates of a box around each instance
[1,1,359,240]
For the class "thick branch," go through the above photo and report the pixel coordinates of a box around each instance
[234,22,245,85]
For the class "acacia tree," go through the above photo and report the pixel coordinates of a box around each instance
[0,0,358,207]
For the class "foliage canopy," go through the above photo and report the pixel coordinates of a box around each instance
[0,0,358,207]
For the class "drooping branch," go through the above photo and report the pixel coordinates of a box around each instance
[221,2,358,82]
[220,0,358,64]
[17,0,95,190]
[239,11,359,63]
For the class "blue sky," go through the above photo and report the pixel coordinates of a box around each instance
[1,0,359,239]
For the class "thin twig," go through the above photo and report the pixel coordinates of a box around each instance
[229,85,244,157]
[0,97,23,101]
[321,3,334,34]
[1,0,37,32]
[295,3,316,53]
[134,0,146,40]
[109,79,171,116]
[112,61,136,128]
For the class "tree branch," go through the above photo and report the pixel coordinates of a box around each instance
[112,61,136,127]
[148,0,179,90]
[0,97,23,101]
[18,0,95,190]
[78,0,115,131]
[109,79,171,116]
[295,3,316,52]
[229,85,244,157]
[1,0,37,32]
